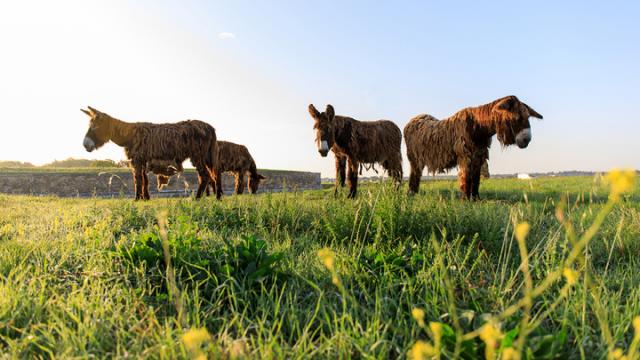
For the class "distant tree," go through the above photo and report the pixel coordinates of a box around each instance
[43,158,121,168]
[89,159,119,168]
[0,161,35,168]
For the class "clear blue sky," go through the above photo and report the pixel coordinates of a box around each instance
[0,0,638,176]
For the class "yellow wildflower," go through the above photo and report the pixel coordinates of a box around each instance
[563,267,578,286]
[430,322,443,355]
[479,323,502,360]
[412,308,426,328]
[317,248,335,271]
[429,322,442,340]
[502,347,519,360]
[515,222,530,243]
[610,348,625,359]
[409,340,436,360]
[604,168,636,201]
[182,328,211,351]
[633,316,640,339]
[331,274,341,286]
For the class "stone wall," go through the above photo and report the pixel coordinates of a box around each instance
[0,169,321,198]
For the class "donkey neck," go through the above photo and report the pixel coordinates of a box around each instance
[107,116,136,147]
[332,116,352,149]
[467,107,498,137]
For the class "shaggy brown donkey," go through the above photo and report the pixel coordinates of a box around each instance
[404,95,543,199]
[81,106,219,200]
[308,104,403,198]
[207,140,266,197]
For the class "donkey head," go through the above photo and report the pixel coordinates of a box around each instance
[157,175,170,191]
[248,173,266,194]
[308,104,336,157]
[80,106,112,152]
[492,96,543,149]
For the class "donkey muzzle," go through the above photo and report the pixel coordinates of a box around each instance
[83,136,96,152]
[318,140,329,157]
[515,128,531,149]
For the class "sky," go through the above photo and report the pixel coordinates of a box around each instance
[0,0,639,177]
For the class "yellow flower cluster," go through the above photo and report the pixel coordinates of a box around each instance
[317,248,335,271]
[604,168,636,201]
[563,267,579,286]
[181,328,211,360]
[409,340,436,360]
[479,323,502,360]
[412,308,426,328]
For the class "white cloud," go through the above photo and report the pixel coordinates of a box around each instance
[218,32,235,40]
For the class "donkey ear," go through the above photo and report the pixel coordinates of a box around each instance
[494,96,518,112]
[308,104,320,118]
[87,106,99,114]
[258,174,266,180]
[524,104,543,119]
[81,109,92,116]
[325,104,335,119]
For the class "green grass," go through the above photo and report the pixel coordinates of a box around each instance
[0,176,639,359]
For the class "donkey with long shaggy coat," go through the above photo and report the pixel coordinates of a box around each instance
[404,95,542,199]
[153,140,265,197]
[207,140,266,197]
[308,104,403,198]
[81,106,219,200]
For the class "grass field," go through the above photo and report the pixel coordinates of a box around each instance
[0,175,639,359]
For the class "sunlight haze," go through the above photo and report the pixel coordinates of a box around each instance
[1,0,639,176]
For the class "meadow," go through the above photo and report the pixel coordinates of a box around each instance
[0,175,639,359]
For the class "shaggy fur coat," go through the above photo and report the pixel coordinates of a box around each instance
[404,96,542,199]
[81,106,219,200]
[309,104,402,198]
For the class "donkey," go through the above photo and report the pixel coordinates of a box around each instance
[146,159,183,191]
[207,140,266,197]
[81,106,219,200]
[308,104,403,198]
[404,95,543,199]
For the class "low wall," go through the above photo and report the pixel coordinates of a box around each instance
[0,169,321,198]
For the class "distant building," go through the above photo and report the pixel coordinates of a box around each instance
[517,173,532,180]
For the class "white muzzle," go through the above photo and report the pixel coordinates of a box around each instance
[515,128,532,148]
[318,140,329,153]
[83,136,96,152]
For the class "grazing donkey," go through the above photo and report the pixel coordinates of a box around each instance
[147,159,183,191]
[308,104,403,198]
[81,106,219,200]
[404,95,543,199]
[207,140,266,197]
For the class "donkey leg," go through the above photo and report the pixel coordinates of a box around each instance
[336,155,347,187]
[142,171,151,200]
[333,155,346,197]
[214,169,223,200]
[408,160,423,195]
[458,167,473,200]
[384,156,403,190]
[347,158,359,199]
[471,167,482,200]
[132,165,144,200]
[195,167,209,199]
[235,173,245,195]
